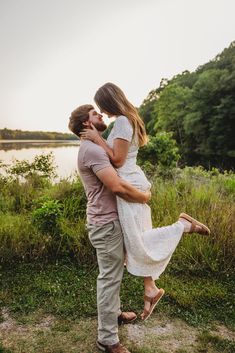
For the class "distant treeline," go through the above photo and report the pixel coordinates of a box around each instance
[0,128,77,140]
[139,41,235,169]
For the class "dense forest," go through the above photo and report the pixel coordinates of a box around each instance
[0,128,76,140]
[139,41,235,169]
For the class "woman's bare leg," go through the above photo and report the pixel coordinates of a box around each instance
[141,277,159,320]
[140,216,209,320]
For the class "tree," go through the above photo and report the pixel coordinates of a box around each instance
[139,41,235,169]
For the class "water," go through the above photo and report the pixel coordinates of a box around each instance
[0,140,80,180]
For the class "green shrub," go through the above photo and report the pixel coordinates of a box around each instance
[7,153,56,179]
[41,178,87,221]
[32,200,63,235]
[138,131,180,176]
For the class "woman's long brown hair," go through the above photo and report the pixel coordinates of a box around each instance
[94,83,148,146]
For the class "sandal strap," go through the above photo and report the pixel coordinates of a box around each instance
[190,221,197,233]
[190,221,208,234]
[180,213,210,235]
[144,295,154,303]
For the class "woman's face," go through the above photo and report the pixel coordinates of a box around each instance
[99,108,114,119]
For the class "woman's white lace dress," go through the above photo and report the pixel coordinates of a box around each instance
[107,115,184,280]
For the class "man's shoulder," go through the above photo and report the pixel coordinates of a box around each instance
[78,140,110,171]
[79,140,106,157]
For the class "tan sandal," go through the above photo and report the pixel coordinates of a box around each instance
[179,213,210,235]
[141,288,165,321]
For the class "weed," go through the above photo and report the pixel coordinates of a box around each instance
[198,331,235,353]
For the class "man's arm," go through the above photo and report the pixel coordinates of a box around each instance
[96,167,150,203]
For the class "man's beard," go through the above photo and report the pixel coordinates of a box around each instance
[93,122,107,132]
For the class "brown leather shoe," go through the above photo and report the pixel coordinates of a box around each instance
[118,311,137,325]
[96,341,131,353]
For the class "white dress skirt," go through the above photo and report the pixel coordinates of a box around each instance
[107,116,184,280]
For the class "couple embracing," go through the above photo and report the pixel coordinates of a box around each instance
[68,83,210,353]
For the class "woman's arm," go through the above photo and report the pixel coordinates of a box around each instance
[81,124,129,168]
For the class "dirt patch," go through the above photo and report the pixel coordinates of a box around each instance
[0,307,16,331]
[34,315,55,330]
[0,308,234,353]
[125,317,198,352]
[0,307,55,334]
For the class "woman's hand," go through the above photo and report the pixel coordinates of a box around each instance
[80,124,101,144]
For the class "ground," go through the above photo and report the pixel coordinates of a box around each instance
[0,307,234,353]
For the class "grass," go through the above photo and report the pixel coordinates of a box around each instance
[0,166,234,273]
[0,265,234,353]
[0,345,12,353]
[0,297,234,353]
[0,262,234,328]
[198,331,235,353]
[0,314,98,353]
[0,157,235,352]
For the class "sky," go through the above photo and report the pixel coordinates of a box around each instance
[0,0,235,132]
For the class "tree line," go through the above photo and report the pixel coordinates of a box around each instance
[0,128,76,140]
[139,41,235,170]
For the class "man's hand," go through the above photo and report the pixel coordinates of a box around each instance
[96,167,151,204]
[144,190,151,203]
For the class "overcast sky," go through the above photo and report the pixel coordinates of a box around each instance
[0,0,235,132]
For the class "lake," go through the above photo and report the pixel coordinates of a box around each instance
[0,140,80,181]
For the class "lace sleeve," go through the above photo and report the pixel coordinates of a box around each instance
[112,116,133,142]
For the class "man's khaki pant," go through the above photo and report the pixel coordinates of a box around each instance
[87,220,124,346]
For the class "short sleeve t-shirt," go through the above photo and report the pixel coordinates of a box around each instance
[111,115,133,142]
[77,140,118,225]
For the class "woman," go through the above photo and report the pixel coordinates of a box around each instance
[81,82,210,320]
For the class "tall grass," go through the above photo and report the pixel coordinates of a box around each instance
[0,158,234,275]
[149,167,235,274]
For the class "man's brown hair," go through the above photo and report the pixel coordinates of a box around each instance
[68,104,94,137]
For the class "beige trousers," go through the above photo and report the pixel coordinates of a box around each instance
[87,220,124,346]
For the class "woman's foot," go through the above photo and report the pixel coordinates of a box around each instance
[179,213,210,235]
[141,287,165,321]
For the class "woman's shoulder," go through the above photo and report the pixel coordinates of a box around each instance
[115,115,132,129]
[116,115,129,122]
[112,115,133,141]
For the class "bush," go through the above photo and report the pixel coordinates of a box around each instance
[41,178,87,221]
[32,200,63,235]
[138,132,180,177]
[7,153,57,179]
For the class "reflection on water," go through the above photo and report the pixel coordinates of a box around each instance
[0,140,79,151]
[0,140,80,180]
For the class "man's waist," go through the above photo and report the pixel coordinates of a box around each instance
[86,212,118,226]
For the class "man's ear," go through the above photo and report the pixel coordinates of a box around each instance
[83,121,90,127]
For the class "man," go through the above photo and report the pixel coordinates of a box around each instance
[68,105,150,353]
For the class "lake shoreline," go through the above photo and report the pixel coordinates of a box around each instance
[0,139,79,142]
[0,141,79,179]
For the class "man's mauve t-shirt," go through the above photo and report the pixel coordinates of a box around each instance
[77,140,118,225]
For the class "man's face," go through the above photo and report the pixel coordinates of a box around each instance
[87,109,107,132]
